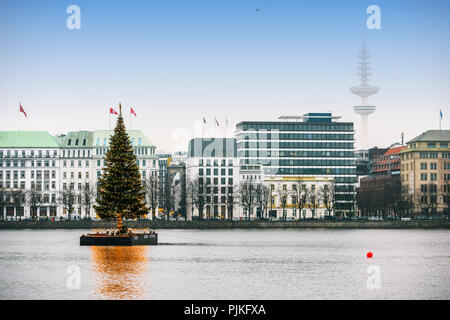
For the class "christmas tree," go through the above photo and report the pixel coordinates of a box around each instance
[94,103,147,232]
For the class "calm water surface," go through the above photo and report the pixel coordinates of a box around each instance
[0,229,449,299]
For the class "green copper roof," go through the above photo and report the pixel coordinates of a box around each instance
[407,130,450,144]
[0,131,60,148]
[59,131,95,148]
[93,130,155,148]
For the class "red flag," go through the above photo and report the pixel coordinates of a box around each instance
[131,107,137,117]
[19,104,27,118]
[110,107,118,115]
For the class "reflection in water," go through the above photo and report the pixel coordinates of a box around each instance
[91,246,149,299]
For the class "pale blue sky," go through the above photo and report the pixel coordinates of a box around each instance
[1,0,449,151]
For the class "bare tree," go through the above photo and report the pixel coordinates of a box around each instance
[0,183,9,220]
[442,183,450,219]
[189,177,208,219]
[224,184,237,220]
[82,183,96,219]
[145,176,159,220]
[399,186,414,218]
[306,186,319,219]
[256,183,270,220]
[293,182,308,220]
[27,185,42,218]
[276,184,290,221]
[187,181,195,220]
[59,186,77,220]
[238,179,258,221]
[417,183,437,219]
[11,189,26,219]
[178,171,187,220]
[320,182,335,218]
[162,173,177,220]
[208,184,215,219]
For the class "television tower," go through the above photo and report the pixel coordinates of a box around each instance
[350,42,379,149]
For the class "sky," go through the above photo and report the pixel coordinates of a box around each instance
[1,0,449,152]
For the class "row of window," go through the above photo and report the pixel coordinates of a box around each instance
[0,150,58,158]
[263,167,356,175]
[238,133,354,140]
[419,152,439,159]
[240,142,354,149]
[0,160,57,168]
[199,168,234,176]
[62,182,92,191]
[420,173,438,181]
[265,159,355,166]
[1,180,57,190]
[62,149,91,158]
[199,177,234,185]
[0,170,57,180]
[237,123,353,132]
[240,150,354,158]
[420,162,438,170]
[197,159,235,166]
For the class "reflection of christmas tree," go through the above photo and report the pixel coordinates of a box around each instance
[94,103,147,231]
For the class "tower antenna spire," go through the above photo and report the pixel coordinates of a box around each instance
[351,42,379,149]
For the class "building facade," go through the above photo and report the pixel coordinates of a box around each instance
[0,131,61,218]
[185,138,240,220]
[264,176,333,220]
[0,130,158,219]
[400,130,450,216]
[235,113,356,217]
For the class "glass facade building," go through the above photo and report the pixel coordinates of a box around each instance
[235,113,357,216]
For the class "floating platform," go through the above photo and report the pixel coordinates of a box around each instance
[80,231,158,246]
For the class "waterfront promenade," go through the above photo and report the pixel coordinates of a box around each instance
[0,219,449,229]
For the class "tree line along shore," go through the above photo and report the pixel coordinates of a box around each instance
[0,219,449,230]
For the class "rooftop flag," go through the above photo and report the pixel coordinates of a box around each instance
[19,104,27,118]
[215,117,219,126]
[440,109,443,120]
[203,117,207,124]
[131,107,137,117]
[110,107,118,115]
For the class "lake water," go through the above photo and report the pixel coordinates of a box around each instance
[0,229,449,300]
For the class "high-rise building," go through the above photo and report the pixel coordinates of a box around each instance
[235,113,356,216]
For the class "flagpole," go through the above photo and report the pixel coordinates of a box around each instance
[225,118,228,137]
[19,102,21,131]
[202,117,205,138]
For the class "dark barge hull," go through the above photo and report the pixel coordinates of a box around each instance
[80,233,158,246]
